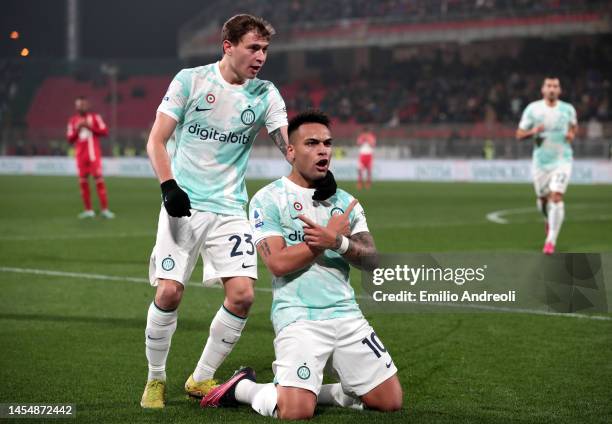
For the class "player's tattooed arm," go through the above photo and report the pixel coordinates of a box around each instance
[341,231,379,271]
[258,239,273,259]
[269,126,289,161]
[256,236,322,277]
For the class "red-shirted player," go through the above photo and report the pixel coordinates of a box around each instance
[66,96,115,219]
[356,127,376,190]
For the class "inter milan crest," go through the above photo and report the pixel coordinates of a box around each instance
[297,364,311,380]
[161,256,175,271]
[241,107,256,126]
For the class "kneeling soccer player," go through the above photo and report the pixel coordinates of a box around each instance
[200,110,403,419]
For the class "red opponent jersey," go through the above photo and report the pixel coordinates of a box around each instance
[357,131,376,156]
[66,112,109,162]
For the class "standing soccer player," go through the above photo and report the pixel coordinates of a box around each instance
[66,96,115,219]
[141,15,292,409]
[201,110,402,419]
[356,126,376,190]
[516,77,578,254]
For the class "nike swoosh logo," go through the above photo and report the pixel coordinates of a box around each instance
[241,264,255,269]
[195,107,212,112]
[147,335,164,341]
[385,360,393,368]
[221,338,235,345]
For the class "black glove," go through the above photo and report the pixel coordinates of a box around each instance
[312,170,337,201]
[534,134,544,147]
[161,179,191,217]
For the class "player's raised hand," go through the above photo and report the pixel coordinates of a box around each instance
[327,199,359,237]
[76,118,87,130]
[298,214,340,250]
[160,179,192,217]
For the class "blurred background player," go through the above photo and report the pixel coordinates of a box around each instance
[516,77,577,254]
[141,14,289,409]
[201,110,402,418]
[356,126,376,190]
[66,96,115,219]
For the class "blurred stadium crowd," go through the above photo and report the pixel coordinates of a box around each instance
[0,0,610,157]
[303,37,611,125]
[197,0,607,27]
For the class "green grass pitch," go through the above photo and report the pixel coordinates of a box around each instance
[0,175,611,423]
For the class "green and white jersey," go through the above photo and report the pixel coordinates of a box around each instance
[249,177,368,334]
[518,99,577,171]
[158,62,287,216]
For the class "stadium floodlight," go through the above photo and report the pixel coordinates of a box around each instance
[100,63,119,145]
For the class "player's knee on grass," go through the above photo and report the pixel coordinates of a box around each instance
[276,386,316,420]
[223,277,255,317]
[361,375,403,412]
[154,279,184,310]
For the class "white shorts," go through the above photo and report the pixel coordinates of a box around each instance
[532,163,572,197]
[272,317,398,398]
[148,206,257,287]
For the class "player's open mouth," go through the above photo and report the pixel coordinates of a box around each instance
[250,65,261,73]
[315,159,328,171]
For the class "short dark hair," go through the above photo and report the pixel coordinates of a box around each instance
[76,95,87,101]
[288,110,331,139]
[222,14,275,46]
[543,76,561,83]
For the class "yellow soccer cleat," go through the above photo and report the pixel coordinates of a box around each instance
[185,374,218,398]
[140,380,166,409]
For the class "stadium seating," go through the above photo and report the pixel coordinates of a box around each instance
[27,75,170,130]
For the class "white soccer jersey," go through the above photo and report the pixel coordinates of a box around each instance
[249,177,369,334]
[158,62,287,216]
[518,99,577,171]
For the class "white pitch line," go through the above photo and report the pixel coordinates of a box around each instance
[486,207,536,224]
[0,231,155,241]
[486,204,611,225]
[0,266,273,293]
[1,266,610,321]
[421,301,612,321]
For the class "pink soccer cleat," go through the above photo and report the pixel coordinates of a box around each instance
[200,367,256,408]
[542,242,555,255]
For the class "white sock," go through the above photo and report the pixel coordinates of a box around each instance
[235,379,265,404]
[546,201,565,244]
[250,383,278,417]
[192,306,247,382]
[145,302,177,382]
[318,383,363,409]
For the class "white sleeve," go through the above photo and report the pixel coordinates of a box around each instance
[249,191,284,245]
[570,105,578,126]
[350,202,369,235]
[264,84,288,133]
[518,104,534,130]
[157,69,191,123]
